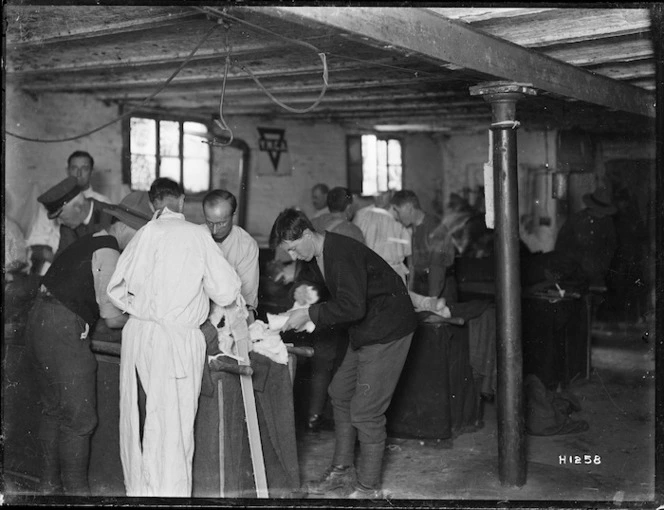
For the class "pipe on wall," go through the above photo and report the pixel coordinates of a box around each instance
[227,138,251,229]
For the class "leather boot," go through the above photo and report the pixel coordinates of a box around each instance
[59,434,91,496]
[38,419,62,495]
[306,464,356,496]
[306,421,357,495]
[474,376,485,429]
[348,441,385,498]
[38,439,62,495]
[331,421,356,467]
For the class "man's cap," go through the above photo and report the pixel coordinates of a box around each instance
[582,185,617,216]
[37,176,82,219]
[106,191,153,230]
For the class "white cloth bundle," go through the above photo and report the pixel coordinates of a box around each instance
[248,320,289,365]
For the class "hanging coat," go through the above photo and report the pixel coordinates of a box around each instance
[107,208,242,497]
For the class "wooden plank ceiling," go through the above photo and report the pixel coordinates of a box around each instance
[5,5,657,134]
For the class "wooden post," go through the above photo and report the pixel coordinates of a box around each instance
[470,81,536,487]
[228,313,269,498]
[217,379,225,498]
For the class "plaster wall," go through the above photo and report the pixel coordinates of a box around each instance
[441,128,559,253]
[401,133,444,218]
[5,86,125,236]
[5,88,442,246]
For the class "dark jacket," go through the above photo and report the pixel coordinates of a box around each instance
[303,231,417,349]
[42,233,119,325]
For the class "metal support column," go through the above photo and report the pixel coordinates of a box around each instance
[470,81,536,487]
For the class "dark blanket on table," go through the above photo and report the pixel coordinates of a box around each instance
[447,301,496,396]
[448,300,491,321]
[193,352,300,498]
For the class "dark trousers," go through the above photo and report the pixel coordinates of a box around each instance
[25,296,98,494]
[328,333,413,444]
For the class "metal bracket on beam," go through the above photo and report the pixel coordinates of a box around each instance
[470,81,537,126]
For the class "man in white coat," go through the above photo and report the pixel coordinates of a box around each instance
[107,178,244,497]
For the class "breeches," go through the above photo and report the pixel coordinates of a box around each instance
[25,297,98,439]
[328,333,413,443]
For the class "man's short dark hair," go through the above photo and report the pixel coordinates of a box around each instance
[148,178,183,204]
[327,187,353,213]
[269,208,315,249]
[202,189,237,215]
[391,189,421,209]
[67,150,94,169]
[312,183,329,195]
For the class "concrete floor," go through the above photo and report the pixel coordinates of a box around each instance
[297,321,656,504]
[3,320,656,505]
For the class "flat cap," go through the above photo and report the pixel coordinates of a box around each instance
[37,176,82,219]
[106,191,153,230]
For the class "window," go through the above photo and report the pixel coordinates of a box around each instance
[127,116,211,193]
[347,134,403,196]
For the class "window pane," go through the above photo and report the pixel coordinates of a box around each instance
[388,164,403,190]
[130,154,156,191]
[183,122,210,159]
[183,158,209,193]
[160,120,180,157]
[387,139,403,190]
[387,139,402,166]
[130,118,156,155]
[361,134,377,196]
[160,156,180,183]
[376,139,388,192]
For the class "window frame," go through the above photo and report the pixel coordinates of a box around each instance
[347,133,405,197]
[122,110,214,194]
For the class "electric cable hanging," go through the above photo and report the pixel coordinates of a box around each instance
[207,28,234,147]
[201,7,328,114]
[5,23,220,143]
[205,7,430,77]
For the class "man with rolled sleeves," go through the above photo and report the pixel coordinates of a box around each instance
[25,189,152,496]
[32,176,114,274]
[201,189,260,322]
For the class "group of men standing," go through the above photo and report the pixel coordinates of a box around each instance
[24,155,451,500]
[24,152,261,498]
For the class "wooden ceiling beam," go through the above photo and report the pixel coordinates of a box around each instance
[246,7,655,117]
[11,56,413,92]
[139,99,487,115]
[542,37,653,67]
[6,41,293,77]
[7,9,203,48]
[97,75,449,100]
[456,8,652,48]
[425,8,558,23]
[586,60,656,81]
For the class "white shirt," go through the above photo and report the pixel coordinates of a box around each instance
[353,206,412,282]
[4,217,28,275]
[312,206,329,218]
[206,225,260,309]
[26,187,112,252]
